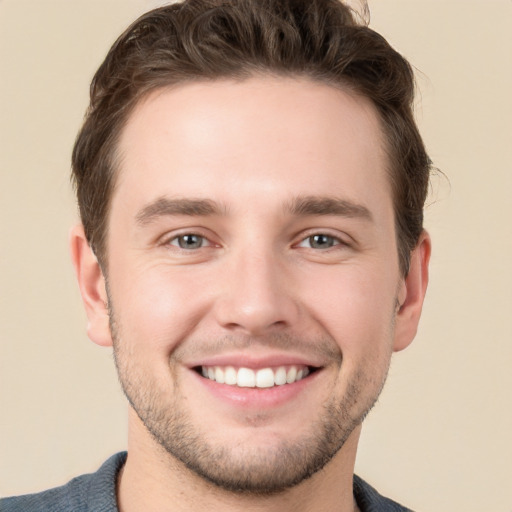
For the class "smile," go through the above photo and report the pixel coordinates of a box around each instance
[199,365,313,388]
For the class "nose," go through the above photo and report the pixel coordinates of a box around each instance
[213,249,300,336]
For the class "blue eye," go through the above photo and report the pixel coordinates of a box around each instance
[299,234,340,249]
[170,234,206,249]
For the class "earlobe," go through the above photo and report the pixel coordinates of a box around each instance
[69,225,113,347]
[393,230,431,352]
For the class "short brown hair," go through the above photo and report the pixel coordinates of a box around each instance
[72,0,431,275]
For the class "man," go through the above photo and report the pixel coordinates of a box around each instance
[2,0,431,510]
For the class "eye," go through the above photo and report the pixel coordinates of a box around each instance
[169,234,209,250]
[298,234,341,249]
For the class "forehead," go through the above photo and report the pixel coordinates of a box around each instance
[113,76,391,216]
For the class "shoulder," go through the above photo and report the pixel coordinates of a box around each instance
[0,452,127,512]
[354,474,414,512]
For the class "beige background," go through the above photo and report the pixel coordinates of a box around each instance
[1,1,511,510]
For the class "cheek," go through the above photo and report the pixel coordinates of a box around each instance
[300,264,397,355]
[109,262,213,355]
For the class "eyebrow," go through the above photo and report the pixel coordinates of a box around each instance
[135,194,373,225]
[135,197,224,225]
[287,195,373,221]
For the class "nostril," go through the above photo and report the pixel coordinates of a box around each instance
[213,278,300,336]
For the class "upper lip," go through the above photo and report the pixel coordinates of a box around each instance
[185,351,327,370]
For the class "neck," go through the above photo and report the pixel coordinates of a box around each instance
[117,411,361,512]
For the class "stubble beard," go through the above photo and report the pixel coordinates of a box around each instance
[109,309,391,495]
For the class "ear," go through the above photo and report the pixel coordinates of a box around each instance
[69,225,113,347]
[393,230,431,352]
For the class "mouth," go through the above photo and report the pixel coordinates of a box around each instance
[194,364,319,389]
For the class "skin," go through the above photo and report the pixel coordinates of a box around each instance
[71,76,430,512]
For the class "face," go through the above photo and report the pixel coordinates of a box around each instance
[80,77,426,493]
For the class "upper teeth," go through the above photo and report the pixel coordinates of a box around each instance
[201,365,310,388]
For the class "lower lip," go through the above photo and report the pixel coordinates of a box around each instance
[191,369,320,409]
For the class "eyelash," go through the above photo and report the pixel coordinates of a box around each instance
[167,233,213,250]
[164,231,348,251]
[296,233,345,250]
